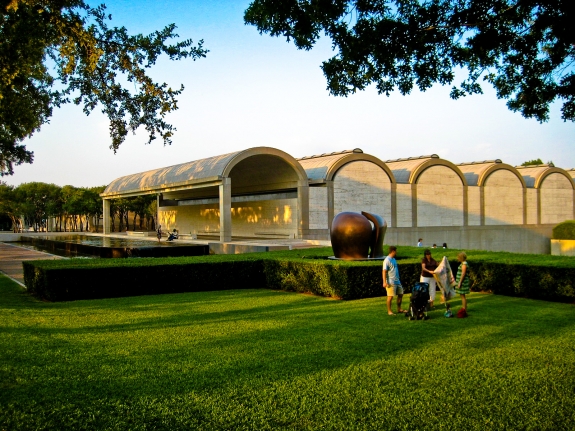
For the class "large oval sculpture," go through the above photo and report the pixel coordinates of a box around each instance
[330,211,387,260]
[330,212,373,259]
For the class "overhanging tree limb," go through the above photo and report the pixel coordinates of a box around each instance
[245,0,574,123]
[0,0,208,175]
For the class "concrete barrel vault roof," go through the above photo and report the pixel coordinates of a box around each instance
[385,154,468,186]
[515,164,575,189]
[101,147,308,198]
[567,169,575,184]
[297,148,395,183]
[457,160,526,187]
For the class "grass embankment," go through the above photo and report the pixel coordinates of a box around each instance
[1,274,574,430]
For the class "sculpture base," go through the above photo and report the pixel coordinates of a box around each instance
[328,256,385,261]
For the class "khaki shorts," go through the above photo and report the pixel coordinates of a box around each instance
[385,284,404,296]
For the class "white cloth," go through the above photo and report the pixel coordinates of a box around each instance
[433,256,456,300]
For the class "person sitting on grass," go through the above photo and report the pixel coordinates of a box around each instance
[455,252,470,315]
[382,246,406,316]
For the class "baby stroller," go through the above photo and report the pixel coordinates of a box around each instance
[406,282,430,320]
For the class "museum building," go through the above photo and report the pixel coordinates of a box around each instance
[101,146,575,253]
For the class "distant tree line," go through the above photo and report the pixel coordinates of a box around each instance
[0,182,156,233]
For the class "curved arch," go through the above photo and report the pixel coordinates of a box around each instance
[479,163,526,188]
[327,153,396,183]
[222,147,307,182]
[410,159,468,186]
[535,167,575,190]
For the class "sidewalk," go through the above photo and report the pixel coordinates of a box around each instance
[0,242,64,286]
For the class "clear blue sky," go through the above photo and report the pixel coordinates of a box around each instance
[5,0,575,187]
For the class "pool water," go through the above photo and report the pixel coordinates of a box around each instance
[15,235,209,258]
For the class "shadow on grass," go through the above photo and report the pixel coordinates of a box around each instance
[2,272,575,405]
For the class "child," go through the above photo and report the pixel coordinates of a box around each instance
[455,252,470,314]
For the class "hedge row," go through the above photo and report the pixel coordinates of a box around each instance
[553,220,575,240]
[23,256,266,302]
[22,247,575,302]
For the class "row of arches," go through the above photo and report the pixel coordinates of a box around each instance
[302,150,575,234]
[102,147,575,241]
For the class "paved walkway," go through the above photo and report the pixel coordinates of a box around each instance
[0,242,64,286]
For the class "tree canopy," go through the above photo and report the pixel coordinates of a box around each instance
[0,181,156,232]
[245,0,574,123]
[1,0,207,175]
[521,158,553,166]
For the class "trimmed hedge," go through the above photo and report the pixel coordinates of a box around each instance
[553,220,575,240]
[22,246,575,302]
[23,255,265,302]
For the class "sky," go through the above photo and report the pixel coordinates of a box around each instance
[4,0,575,188]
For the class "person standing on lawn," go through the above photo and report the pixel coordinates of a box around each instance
[455,252,470,313]
[382,246,406,315]
[420,249,438,307]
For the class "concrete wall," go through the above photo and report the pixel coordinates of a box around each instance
[484,169,524,225]
[385,224,554,254]
[416,166,464,227]
[540,173,574,224]
[333,161,393,224]
[159,197,298,238]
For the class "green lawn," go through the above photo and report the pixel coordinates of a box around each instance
[1,274,574,430]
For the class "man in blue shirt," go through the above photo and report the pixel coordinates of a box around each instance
[382,246,406,315]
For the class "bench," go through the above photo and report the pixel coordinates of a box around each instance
[126,231,155,237]
[255,232,292,238]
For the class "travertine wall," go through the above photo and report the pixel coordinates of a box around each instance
[386,224,554,254]
[309,187,328,230]
[540,174,574,224]
[333,161,393,224]
[416,166,464,226]
[159,197,298,237]
[484,170,524,225]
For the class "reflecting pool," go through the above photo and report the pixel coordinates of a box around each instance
[16,235,209,258]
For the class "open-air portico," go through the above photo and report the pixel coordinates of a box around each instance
[100,147,309,242]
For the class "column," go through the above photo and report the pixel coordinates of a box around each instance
[463,185,469,226]
[103,199,111,234]
[411,183,417,227]
[219,178,232,242]
[326,180,334,231]
[297,181,309,239]
[390,183,397,228]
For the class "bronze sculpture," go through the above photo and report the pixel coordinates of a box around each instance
[330,211,387,260]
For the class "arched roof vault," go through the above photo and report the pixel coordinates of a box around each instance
[516,165,575,189]
[480,163,526,187]
[298,149,394,183]
[101,147,307,199]
[458,160,526,188]
[410,159,468,186]
[327,153,395,183]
